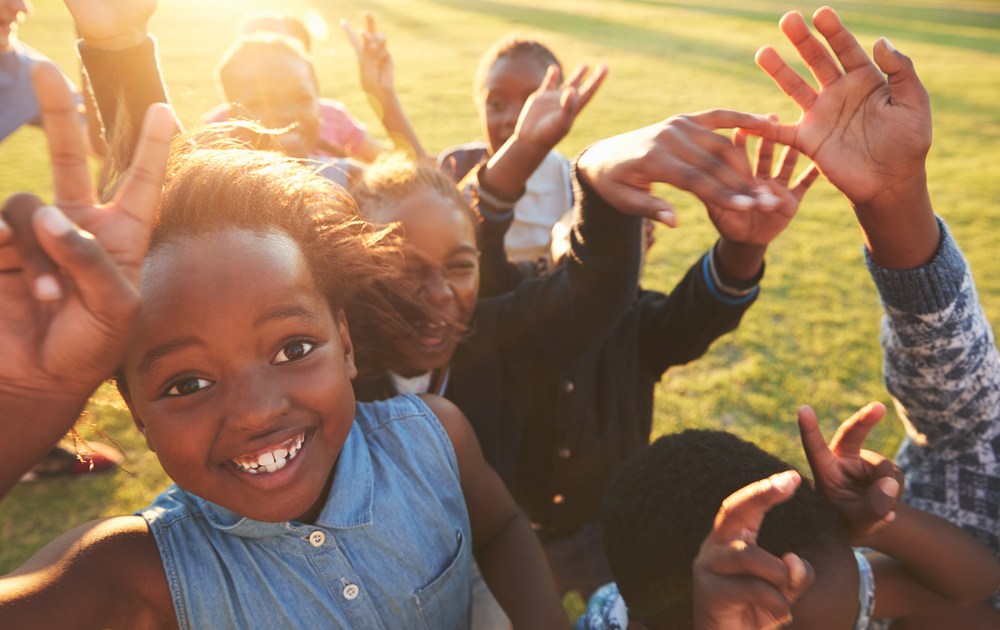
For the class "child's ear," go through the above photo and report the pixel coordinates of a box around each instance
[335,309,358,379]
[119,382,157,453]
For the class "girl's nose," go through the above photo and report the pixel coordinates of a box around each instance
[420,274,455,308]
[222,369,290,432]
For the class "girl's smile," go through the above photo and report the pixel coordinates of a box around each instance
[122,227,358,524]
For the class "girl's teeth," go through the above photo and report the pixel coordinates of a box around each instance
[233,434,304,474]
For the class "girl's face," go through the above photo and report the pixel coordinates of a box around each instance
[122,228,358,524]
[226,54,321,159]
[477,53,549,155]
[379,188,479,376]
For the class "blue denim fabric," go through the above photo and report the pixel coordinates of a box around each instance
[140,394,472,629]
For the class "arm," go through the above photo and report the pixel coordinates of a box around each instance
[501,110,786,373]
[340,13,426,161]
[640,133,820,374]
[421,395,568,629]
[64,0,175,186]
[798,404,1000,617]
[0,516,172,627]
[693,471,814,630]
[754,6,937,270]
[476,63,606,202]
[0,63,173,498]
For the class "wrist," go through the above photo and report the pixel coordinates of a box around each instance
[81,27,150,51]
[715,238,767,282]
[854,174,938,270]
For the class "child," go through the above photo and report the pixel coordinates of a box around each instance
[470,129,817,600]
[0,133,567,627]
[755,7,1000,622]
[439,35,605,271]
[589,402,1000,629]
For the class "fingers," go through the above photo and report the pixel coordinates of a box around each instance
[1,193,60,300]
[778,10,842,88]
[712,470,801,542]
[363,10,378,36]
[108,103,175,255]
[33,62,94,211]
[574,63,608,111]
[873,38,930,110]
[32,204,139,322]
[755,45,818,112]
[828,402,886,455]
[755,134,776,179]
[539,64,561,94]
[339,19,363,55]
[790,163,821,201]
[797,405,834,480]
[812,6,874,75]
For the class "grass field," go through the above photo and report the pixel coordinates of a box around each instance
[3,0,1000,615]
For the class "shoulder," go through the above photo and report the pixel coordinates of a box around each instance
[2,515,172,625]
[438,142,489,182]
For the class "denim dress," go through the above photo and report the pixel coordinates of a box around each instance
[140,394,472,629]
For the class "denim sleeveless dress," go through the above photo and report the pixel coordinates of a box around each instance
[139,394,472,629]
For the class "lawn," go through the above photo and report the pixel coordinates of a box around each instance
[2,0,999,614]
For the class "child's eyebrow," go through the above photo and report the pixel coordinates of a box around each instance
[448,245,479,258]
[253,305,324,328]
[137,337,204,376]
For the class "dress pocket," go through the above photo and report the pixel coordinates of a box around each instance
[413,528,472,629]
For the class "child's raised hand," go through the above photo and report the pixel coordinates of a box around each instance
[511,62,607,155]
[0,63,173,496]
[705,130,818,246]
[340,12,394,102]
[798,403,903,540]
[63,0,157,49]
[693,470,814,630]
[754,7,931,214]
[576,111,782,226]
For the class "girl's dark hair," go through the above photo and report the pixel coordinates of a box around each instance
[474,34,562,95]
[217,33,317,102]
[146,133,435,379]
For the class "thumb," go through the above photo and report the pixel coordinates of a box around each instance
[873,38,929,109]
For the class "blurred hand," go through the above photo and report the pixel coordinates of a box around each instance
[577,110,783,226]
[798,403,904,540]
[0,62,174,495]
[512,62,607,154]
[341,12,394,102]
[63,0,156,49]
[707,130,818,246]
[694,470,815,630]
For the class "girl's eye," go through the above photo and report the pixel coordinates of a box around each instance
[446,261,477,276]
[165,377,212,397]
[274,340,316,364]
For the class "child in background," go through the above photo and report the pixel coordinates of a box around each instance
[207,11,421,164]
[471,128,817,601]
[588,402,1000,629]
[439,35,602,272]
[0,133,566,628]
[756,7,1000,624]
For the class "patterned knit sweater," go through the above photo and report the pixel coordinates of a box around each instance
[866,219,1000,608]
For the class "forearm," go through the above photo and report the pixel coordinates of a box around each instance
[475,511,568,629]
[868,221,1000,443]
[369,91,426,160]
[479,134,551,200]
[0,393,89,498]
[78,36,171,180]
[854,171,938,270]
[861,503,1000,605]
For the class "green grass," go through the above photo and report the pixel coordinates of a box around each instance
[3,0,1000,616]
